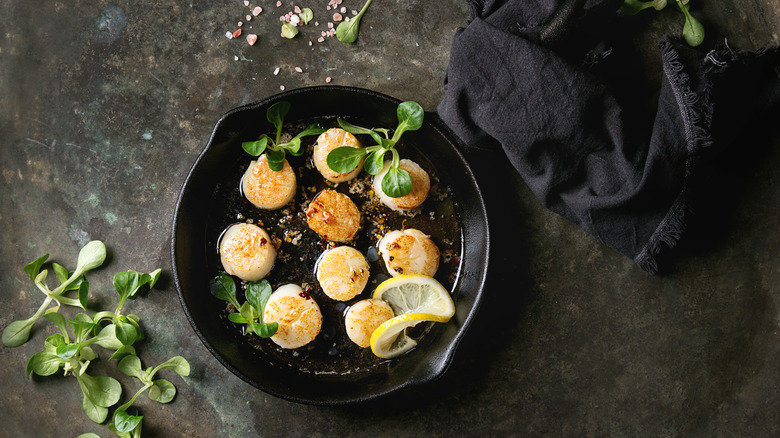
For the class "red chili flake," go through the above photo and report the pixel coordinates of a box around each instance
[300,284,314,299]
[259,237,268,245]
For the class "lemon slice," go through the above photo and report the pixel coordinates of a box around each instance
[372,275,455,319]
[370,312,450,359]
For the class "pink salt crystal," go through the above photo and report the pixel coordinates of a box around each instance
[294,6,302,13]
[252,6,262,16]
[317,37,325,42]
[326,77,332,83]
[276,1,282,6]
[247,34,258,45]
[333,13,342,22]
[294,66,303,73]
[340,6,346,13]
[233,29,242,38]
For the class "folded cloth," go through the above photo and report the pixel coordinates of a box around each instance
[438,0,780,273]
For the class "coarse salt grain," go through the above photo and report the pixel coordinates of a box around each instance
[352,10,358,15]
[280,85,285,90]
[226,31,234,39]
[238,21,243,27]
[317,37,325,42]
[246,14,251,21]
[276,1,281,6]
[290,14,300,26]
[273,67,280,75]
[243,0,249,6]
[340,6,346,13]
[247,34,258,45]
[294,5,301,13]
[294,66,303,73]
[333,13,342,21]
[252,6,262,15]
[326,77,332,83]
[327,22,334,28]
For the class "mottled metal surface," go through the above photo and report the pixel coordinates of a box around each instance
[1,0,778,437]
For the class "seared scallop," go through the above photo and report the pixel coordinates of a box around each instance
[305,189,361,242]
[344,299,394,348]
[373,159,430,211]
[219,223,276,282]
[263,284,322,349]
[378,228,440,277]
[242,154,296,210]
[313,128,364,182]
[315,246,370,301]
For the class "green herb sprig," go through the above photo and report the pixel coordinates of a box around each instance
[11,240,190,438]
[326,101,424,198]
[336,0,373,43]
[91,269,162,360]
[2,240,106,347]
[109,355,191,437]
[241,101,327,171]
[26,313,123,424]
[622,0,704,47]
[211,273,279,338]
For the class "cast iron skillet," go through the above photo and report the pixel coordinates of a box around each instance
[171,86,489,405]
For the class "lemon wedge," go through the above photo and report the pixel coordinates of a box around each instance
[370,312,450,359]
[372,274,455,319]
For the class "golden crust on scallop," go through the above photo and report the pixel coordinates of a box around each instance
[379,228,440,277]
[242,155,296,210]
[263,284,322,349]
[344,299,394,348]
[219,223,276,282]
[316,246,370,301]
[305,189,361,242]
[313,128,364,182]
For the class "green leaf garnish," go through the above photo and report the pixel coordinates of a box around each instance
[242,137,268,156]
[381,167,413,198]
[336,0,373,43]
[326,101,424,197]
[622,0,704,46]
[242,103,327,171]
[326,146,368,174]
[211,275,278,338]
[11,241,188,437]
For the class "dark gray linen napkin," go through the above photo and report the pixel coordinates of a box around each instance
[438,0,780,273]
